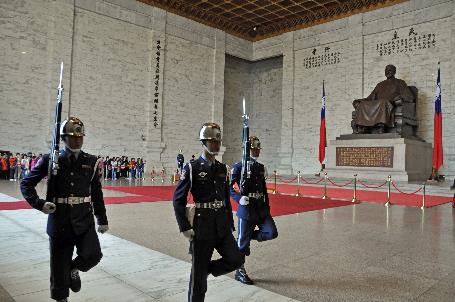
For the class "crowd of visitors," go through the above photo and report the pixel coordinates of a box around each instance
[0,152,42,181]
[0,152,145,181]
[99,156,145,180]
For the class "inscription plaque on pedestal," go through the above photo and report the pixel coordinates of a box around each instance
[336,147,393,168]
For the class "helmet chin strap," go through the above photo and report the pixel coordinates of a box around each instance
[202,142,219,156]
[63,139,81,153]
[66,146,81,153]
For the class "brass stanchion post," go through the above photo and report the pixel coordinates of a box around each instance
[295,171,301,196]
[272,170,277,194]
[161,168,165,184]
[172,169,177,184]
[420,182,426,210]
[352,174,358,203]
[322,172,329,199]
[384,175,392,207]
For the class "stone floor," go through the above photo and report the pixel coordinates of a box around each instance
[1,178,455,301]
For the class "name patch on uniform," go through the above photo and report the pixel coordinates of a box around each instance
[198,172,207,178]
[82,165,91,169]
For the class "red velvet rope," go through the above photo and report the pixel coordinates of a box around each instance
[391,181,423,195]
[300,177,324,185]
[276,175,298,183]
[357,179,388,188]
[327,178,354,187]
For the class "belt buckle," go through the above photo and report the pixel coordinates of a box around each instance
[214,200,223,208]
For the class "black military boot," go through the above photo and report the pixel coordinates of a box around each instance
[235,265,254,285]
[70,269,81,292]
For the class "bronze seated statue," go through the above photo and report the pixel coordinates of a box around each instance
[351,65,418,137]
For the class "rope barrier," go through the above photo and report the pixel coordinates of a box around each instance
[327,178,354,187]
[358,179,388,189]
[276,175,298,183]
[391,181,423,195]
[300,177,324,185]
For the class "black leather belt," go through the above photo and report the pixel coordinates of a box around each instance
[248,193,264,198]
[55,197,89,205]
[195,200,224,209]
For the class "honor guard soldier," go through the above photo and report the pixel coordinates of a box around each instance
[177,149,185,174]
[20,117,109,302]
[230,136,278,285]
[173,122,244,302]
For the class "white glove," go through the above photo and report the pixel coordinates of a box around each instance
[97,225,109,233]
[182,229,195,241]
[42,202,56,214]
[239,196,249,206]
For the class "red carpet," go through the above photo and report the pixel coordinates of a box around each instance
[3,183,451,212]
[231,194,354,216]
[267,183,454,207]
[106,185,353,216]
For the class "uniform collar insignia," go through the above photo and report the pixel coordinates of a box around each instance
[198,172,207,178]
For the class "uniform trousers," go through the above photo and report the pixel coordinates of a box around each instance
[49,226,102,300]
[188,233,243,302]
[237,215,278,256]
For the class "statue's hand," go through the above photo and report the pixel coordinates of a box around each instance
[392,95,403,105]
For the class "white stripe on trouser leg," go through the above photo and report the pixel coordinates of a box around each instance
[189,242,195,302]
[238,220,242,248]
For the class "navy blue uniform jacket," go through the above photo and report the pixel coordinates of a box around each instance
[20,149,108,237]
[173,156,234,240]
[230,160,271,221]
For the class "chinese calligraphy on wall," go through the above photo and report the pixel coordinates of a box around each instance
[376,27,437,57]
[153,40,161,128]
[304,46,342,69]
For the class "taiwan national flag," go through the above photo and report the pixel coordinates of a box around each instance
[432,63,443,171]
[318,81,326,164]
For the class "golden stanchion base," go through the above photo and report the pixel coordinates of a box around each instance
[420,205,425,210]
[384,201,391,207]
[351,198,358,203]
[161,179,164,183]
[322,195,329,200]
[272,190,277,194]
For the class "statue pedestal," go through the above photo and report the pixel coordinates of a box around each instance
[325,134,432,182]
